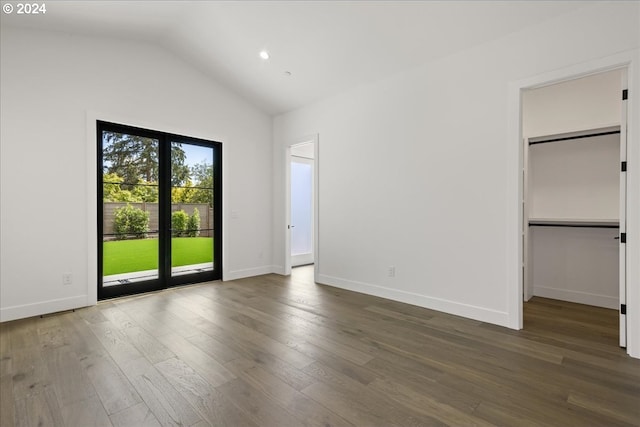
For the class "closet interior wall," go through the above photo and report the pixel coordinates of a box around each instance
[523,69,624,309]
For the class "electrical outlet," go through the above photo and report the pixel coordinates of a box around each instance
[388,266,395,277]
[62,273,73,286]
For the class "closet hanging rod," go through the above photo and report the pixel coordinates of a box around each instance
[529,130,620,145]
[528,223,619,229]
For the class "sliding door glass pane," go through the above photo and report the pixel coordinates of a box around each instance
[171,142,214,276]
[102,131,159,286]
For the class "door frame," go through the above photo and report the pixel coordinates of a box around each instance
[86,111,227,305]
[284,134,319,282]
[507,50,639,358]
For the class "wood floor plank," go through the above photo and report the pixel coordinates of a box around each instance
[216,378,302,427]
[109,402,161,427]
[302,380,435,427]
[567,391,640,425]
[1,266,639,426]
[172,295,315,369]
[228,310,378,383]
[100,305,138,330]
[155,357,259,427]
[363,356,479,415]
[160,304,316,391]
[471,401,543,427]
[120,356,203,427]
[290,340,380,385]
[155,332,236,387]
[37,317,70,352]
[43,345,97,406]
[88,321,145,366]
[0,373,15,427]
[368,376,494,426]
[231,363,353,427]
[11,345,53,401]
[302,361,442,426]
[82,352,142,415]
[59,395,113,427]
[14,383,65,427]
[121,326,176,364]
[184,331,242,365]
[77,304,110,324]
[8,318,40,350]
[224,346,317,391]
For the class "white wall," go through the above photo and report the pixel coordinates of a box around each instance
[0,27,273,321]
[522,70,622,138]
[528,133,620,220]
[531,227,619,309]
[273,2,640,353]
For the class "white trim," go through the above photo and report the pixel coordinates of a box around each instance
[86,112,99,307]
[221,140,229,282]
[271,265,286,275]
[318,274,510,326]
[507,49,640,358]
[533,287,618,310]
[0,295,88,322]
[225,265,274,281]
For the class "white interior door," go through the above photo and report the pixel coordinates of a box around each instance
[290,156,314,266]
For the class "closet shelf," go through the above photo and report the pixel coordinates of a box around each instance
[528,218,619,228]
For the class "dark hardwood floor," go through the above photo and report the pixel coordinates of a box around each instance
[1,266,639,426]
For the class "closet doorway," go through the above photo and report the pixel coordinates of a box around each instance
[521,69,628,348]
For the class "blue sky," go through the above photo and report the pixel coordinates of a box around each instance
[181,143,213,168]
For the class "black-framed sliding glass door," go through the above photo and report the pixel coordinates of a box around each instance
[97,121,222,299]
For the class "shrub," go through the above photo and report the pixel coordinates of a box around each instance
[113,204,149,239]
[172,210,189,237]
[186,208,200,237]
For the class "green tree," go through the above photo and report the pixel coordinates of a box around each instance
[103,173,135,202]
[131,179,158,202]
[103,173,158,203]
[102,131,189,188]
[171,145,190,186]
[171,180,196,204]
[188,161,214,207]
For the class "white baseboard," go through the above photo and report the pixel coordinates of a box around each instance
[1,295,89,322]
[317,274,510,326]
[271,265,286,275]
[533,286,618,309]
[224,265,276,281]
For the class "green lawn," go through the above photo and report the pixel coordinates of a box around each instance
[103,237,213,276]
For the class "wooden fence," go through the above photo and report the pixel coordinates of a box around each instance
[103,202,213,239]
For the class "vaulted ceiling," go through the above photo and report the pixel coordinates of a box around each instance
[2,1,593,115]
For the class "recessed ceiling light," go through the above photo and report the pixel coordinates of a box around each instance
[259,50,270,60]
